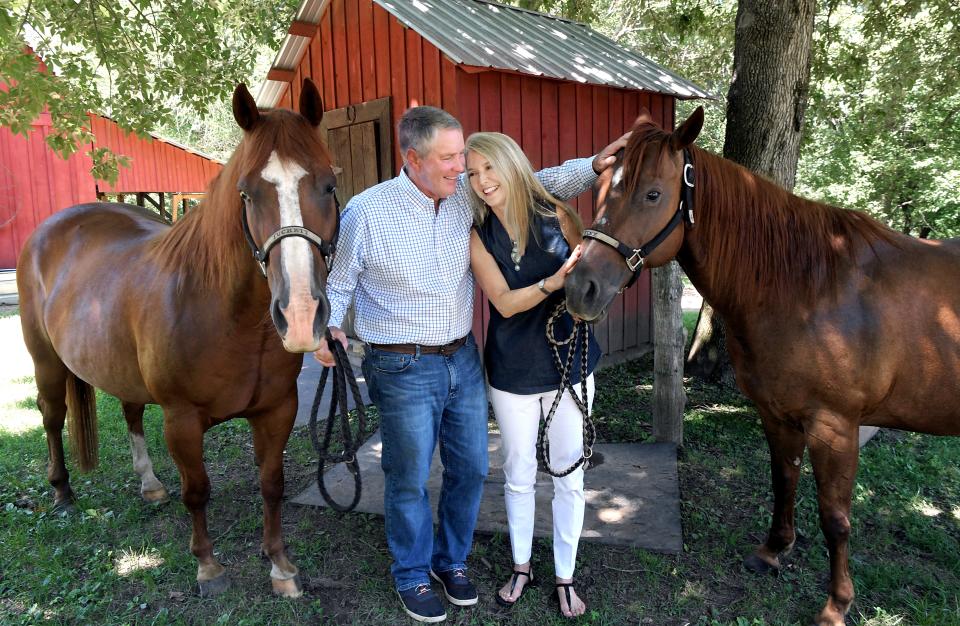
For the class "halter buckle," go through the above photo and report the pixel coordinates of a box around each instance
[683,162,695,188]
[626,250,644,272]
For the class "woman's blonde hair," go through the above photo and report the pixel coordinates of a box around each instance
[464,132,583,257]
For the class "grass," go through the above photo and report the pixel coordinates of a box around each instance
[1,309,958,625]
[0,305,19,319]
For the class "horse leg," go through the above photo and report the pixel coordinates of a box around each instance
[121,402,168,504]
[744,415,806,575]
[34,358,74,512]
[805,414,860,626]
[162,408,228,597]
[248,401,301,598]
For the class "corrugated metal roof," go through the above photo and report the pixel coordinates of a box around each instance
[256,0,709,107]
[257,0,329,107]
[377,0,708,97]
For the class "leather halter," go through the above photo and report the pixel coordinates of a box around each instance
[582,148,695,290]
[240,192,340,277]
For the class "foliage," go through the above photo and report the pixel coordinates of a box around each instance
[0,0,299,182]
[797,0,960,237]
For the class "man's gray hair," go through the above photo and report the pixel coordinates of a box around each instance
[398,106,462,160]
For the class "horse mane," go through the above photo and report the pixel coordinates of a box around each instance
[689,147,899,308]
[149,109,333,295]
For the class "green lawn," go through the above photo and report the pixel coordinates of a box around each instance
[1,310,958,625]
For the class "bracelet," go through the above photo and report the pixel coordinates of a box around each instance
[537,278,552,295]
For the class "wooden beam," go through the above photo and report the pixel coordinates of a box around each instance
[652,261,685,445]
[266,67,296,83]
[288,20,319,38]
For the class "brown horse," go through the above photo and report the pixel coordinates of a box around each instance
[16,79,338,598]
[565,107,960,626]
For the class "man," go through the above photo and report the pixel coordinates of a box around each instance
[316,106,625,623]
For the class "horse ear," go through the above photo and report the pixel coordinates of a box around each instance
[232,83,259,131]
[299,78,324,127]
[632,107,654,129]
[670,106,704,151]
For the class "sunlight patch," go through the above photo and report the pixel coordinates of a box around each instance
[912,499,941,518]
[115,547,165,576]
[953,505,960,521]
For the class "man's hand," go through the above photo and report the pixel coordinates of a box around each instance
[314,326,348,367]
[592,131,631,174]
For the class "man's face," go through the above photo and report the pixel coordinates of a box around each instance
[407,128,466,201]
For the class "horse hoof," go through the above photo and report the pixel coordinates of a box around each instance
[198,574,231,598]
[141,487,169,505]
[52,499,76,515]
[272,574,303,598]
[743,553,779,576]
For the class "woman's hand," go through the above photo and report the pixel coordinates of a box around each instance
[544,245,581,292]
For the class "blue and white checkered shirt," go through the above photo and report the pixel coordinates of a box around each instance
[327,158,597,345]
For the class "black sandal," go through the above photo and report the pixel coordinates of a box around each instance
[555,582,580,618]
[495,568,536,608]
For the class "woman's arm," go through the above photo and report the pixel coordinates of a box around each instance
[470,229,580,319]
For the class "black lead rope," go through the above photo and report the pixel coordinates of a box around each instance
[536,303,597,478]
[308,331,370,513]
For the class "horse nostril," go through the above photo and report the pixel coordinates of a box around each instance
[270,298,288,336]
[583,279,598,304]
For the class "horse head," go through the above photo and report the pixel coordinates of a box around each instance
[232,79,338,352]
[565,106,704,321]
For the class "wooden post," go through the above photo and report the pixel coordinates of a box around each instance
[652,261,685,445]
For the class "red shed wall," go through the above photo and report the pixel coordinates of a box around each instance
[0,112,222,268]
[277,0,460,172]
[91,115,222,194]
[0,115,97,268]
[277,0,672,357]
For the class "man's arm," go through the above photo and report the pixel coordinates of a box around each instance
[315,204,363,366]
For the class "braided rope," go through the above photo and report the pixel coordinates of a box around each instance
[308,332,372,512]
[536,302,597,478]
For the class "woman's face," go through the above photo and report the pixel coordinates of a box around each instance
[466,151,508,212]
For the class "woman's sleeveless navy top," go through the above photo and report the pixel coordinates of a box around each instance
[474,209,601,395]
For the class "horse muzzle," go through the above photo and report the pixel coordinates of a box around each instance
[564,265,614,322]
[271,291,330,353]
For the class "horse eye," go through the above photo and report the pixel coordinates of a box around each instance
[646,190,661,202]
[325,184,336,195]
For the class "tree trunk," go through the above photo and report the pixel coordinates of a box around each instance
[686,0,815,385]
[653,261,685,445]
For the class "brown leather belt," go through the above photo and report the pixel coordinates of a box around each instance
[369,335,467,356]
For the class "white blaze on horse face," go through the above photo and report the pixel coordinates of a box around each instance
[261,150,319,351]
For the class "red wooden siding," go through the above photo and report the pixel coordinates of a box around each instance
[92,114,220,194]
[0,112,222,267]
[271,0,680,358]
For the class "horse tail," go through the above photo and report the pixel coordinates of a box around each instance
[65,373,98,472]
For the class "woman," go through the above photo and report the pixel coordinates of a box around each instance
[465,132,601,618]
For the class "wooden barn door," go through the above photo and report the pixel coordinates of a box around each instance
[319,97,393,207]
[319,97,393,337]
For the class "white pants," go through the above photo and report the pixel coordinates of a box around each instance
[488,375,595,579]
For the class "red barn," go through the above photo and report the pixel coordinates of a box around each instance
[257,0,707,361]
[0,55,224,269]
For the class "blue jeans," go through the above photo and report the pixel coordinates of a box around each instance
[362,335,489,591]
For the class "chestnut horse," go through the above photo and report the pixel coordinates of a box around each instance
[16,80,338,598]
[565,107,960,626]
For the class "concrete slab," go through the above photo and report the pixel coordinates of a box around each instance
[295,343,370,428]
[0,270,17,305]
[292,431,682,554]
